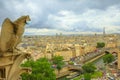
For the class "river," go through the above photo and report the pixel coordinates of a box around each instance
[92,55,105,69]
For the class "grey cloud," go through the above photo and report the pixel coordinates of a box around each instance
[0,0,120,34]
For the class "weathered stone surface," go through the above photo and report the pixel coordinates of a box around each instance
[0,16,31,80]
[0,15,30,53]
[0,52,31,80]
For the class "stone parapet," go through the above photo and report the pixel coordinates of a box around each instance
[0,52,31,80]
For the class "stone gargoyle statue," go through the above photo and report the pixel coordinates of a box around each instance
[0,15,31,53]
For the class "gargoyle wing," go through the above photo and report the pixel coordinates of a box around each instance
[0,18,14,52]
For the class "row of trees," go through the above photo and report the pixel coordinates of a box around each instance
[82,52,115,80]
[21,56,65,80]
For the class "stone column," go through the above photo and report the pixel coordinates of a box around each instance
[118,51,120,69]
[0,52,31,80]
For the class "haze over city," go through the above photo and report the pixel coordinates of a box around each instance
[0,0,120,35]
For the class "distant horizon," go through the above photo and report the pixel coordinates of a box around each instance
[24,32,120,36]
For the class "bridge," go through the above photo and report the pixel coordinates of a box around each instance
[68,65,82,71]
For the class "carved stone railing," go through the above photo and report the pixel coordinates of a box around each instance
[0,52,32,80]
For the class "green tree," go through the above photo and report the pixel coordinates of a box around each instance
[21,58,56,80]
[103,53,115,64]
[84,73,91,80]
[52,56,65,74]
[82,63,96,80]
[82,63,96,73]
[96,42,105,48]
[103,54,115,77]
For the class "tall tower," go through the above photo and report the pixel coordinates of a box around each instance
[103,27,105,36]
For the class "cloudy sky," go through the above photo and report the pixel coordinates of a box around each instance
[0,0,120,35]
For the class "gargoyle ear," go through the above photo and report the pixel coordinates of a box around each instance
[26,15,29,17]
[26,15,31,21]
